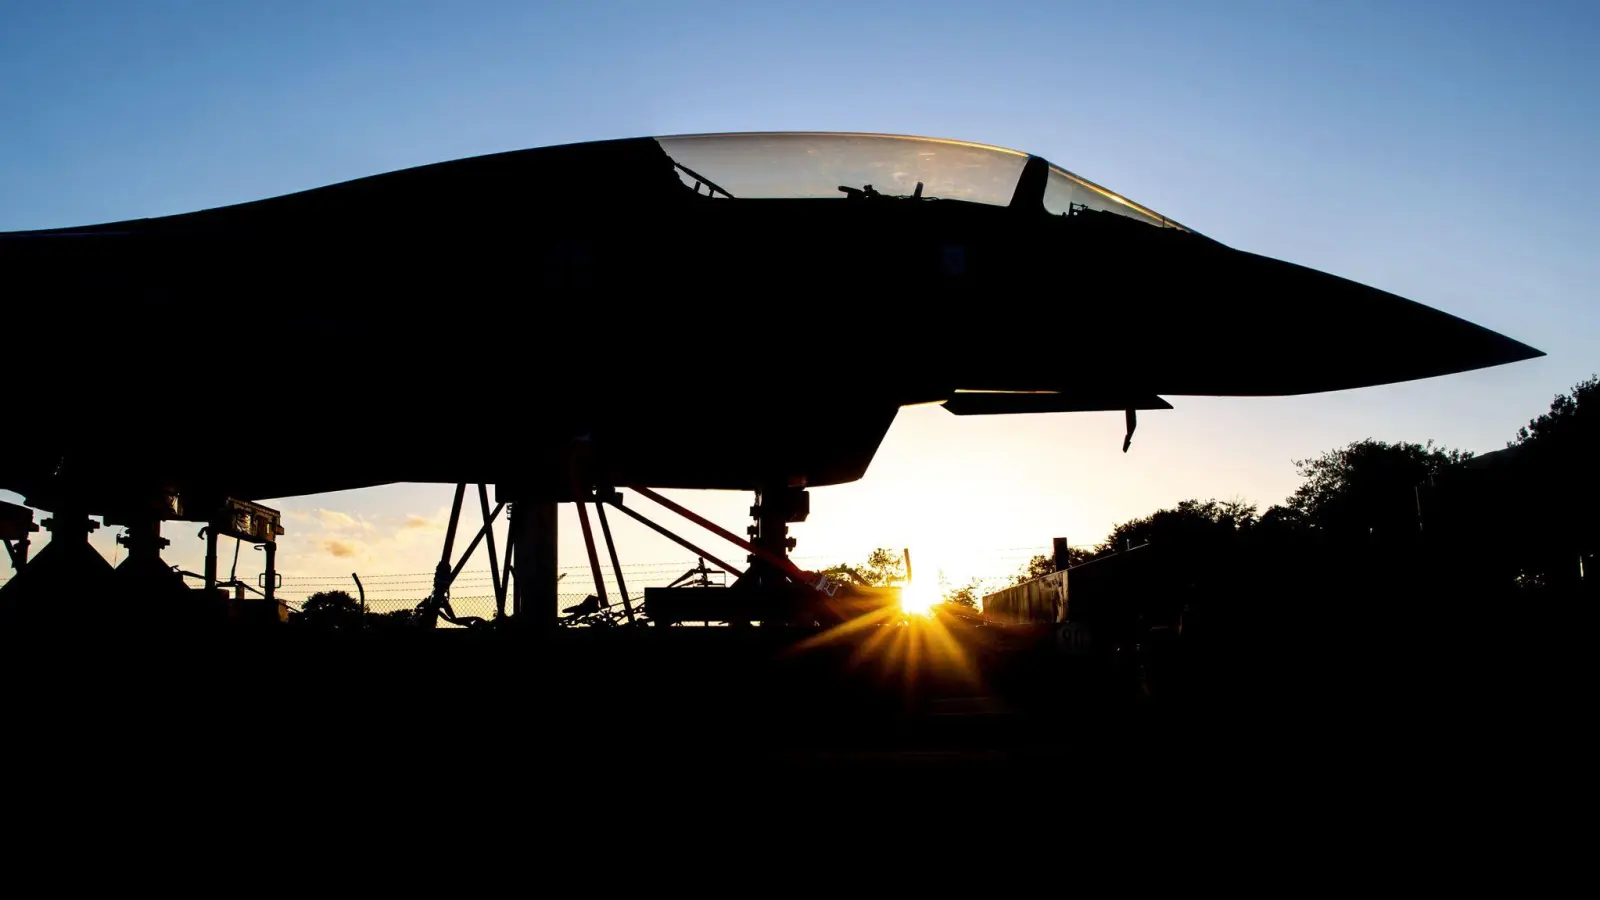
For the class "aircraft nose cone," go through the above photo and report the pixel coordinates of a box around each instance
[1129,238,1546,396]
[1231,251,1543,395]
[1374,299,1545,381]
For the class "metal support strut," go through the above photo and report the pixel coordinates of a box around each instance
[425,483,505,627]
[624,486,836,594]
[570,469,609,617]
[601,497,743,577]
[594,499,634,624]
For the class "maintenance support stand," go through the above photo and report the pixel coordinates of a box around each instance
[199,497,286,604]
[0,500,38,573]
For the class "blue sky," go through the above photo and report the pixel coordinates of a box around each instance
[3,1,1596,606]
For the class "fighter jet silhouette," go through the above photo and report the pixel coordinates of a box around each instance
[1,132,1542,510]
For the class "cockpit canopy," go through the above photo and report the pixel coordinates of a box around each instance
[655,132,1191,232]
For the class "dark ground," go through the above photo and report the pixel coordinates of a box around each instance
[3,608,1578,793]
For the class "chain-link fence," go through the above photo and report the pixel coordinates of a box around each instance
[2,545,1063,624]
[274,558,744,625]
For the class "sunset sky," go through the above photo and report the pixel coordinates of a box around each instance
[2,1,1596,610]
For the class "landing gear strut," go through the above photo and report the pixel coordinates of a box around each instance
[739,481,810,590]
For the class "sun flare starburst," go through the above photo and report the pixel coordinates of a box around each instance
[898,575,942,616]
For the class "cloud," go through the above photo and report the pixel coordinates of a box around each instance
[318,509,358,530]
[317,509,373,532]
[189,498,477,596]
[324,539,358,558]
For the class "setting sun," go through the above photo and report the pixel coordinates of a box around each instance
[898,573,943,616]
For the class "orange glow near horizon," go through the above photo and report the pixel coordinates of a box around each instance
[898,572,942,616]
[785,596,983,692]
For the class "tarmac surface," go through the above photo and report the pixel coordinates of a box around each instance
[0,612,1578,795]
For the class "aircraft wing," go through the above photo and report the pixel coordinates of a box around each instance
[940,391,1172,415]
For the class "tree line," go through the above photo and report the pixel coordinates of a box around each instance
[992,375,1597,605]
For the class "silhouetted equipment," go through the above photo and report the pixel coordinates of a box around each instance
[984,568,1068,626]
[609,485,879,625]
[561,594,603,618]
[0,507,115,626]
[0,491,280,626]
[1056,543,1167,633]
[198,497,285,623]
[983,542,1166,639]
[187,527,292,624]
[667,558,724,589]
[0,500,37,571]
[0,132,1545,622]
[201,497,283,588]
[645,579,900,627]
[640,557,726,624]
